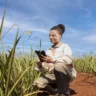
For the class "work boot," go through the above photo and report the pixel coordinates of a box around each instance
[45,85,58,95]
[54,93,70,96]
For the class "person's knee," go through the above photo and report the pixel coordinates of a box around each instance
[54,63,63,72]
[54,63,67,74]
[33,77,48,88]
[34,82,46,88]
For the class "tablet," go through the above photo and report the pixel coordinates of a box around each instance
[35,50,47,62]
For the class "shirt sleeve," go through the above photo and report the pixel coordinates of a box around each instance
[54,44,73,65]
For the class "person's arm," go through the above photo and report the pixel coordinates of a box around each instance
[53,44,73,65]
[40,49,55,63]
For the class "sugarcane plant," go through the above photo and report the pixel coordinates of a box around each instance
[0,6,41,96]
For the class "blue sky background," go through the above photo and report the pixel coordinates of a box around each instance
[0,0,96,57]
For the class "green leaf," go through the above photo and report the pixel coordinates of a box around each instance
[0,8,6,40]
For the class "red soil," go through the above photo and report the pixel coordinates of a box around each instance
[70,73,96,96]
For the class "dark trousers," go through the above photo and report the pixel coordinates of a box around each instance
[54,70,71,96]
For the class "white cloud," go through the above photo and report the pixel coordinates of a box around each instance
[13,0,83,9]
[0,17,82,37]
[83,34,96,43]
[0,0,88,36]
[64,0,83,8]
[73,48,85,52]
[0,19,14,28]
[0,17,50,34]
[64,26,81,38]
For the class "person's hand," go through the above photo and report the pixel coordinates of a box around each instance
[40,55,54,63]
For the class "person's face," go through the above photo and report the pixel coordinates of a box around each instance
[49,30,61,44]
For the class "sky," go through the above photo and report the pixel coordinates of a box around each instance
[0,0,96,57]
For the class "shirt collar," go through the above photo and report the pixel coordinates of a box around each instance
[49,42,63,50]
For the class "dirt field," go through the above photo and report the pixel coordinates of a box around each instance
[70,73,96,96]
[37,73,96,96]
